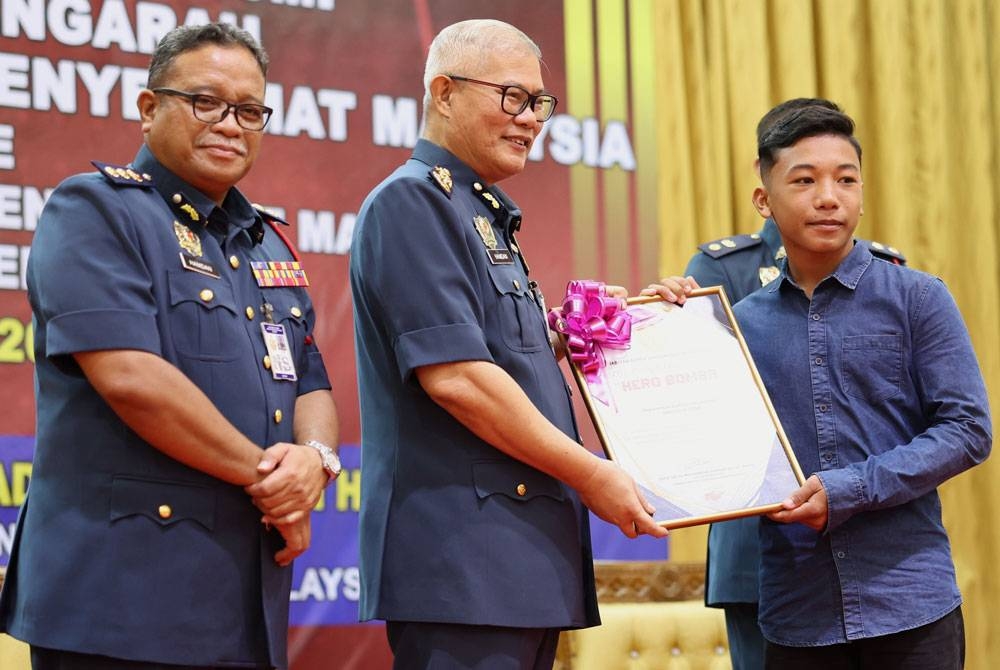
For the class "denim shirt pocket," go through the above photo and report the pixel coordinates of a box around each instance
[842,334,902,402]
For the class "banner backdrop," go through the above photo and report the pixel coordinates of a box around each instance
[1,0,664,665]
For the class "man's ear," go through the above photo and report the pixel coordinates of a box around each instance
[137,89,158,134]
[752,186,772,219]
[429,75,455,119]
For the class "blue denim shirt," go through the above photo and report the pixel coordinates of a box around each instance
[734,242,991,646]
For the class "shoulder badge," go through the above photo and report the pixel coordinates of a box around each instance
[430,165,453,197]
[91,160,153,187]
[860,239,906,265]
[697,233,763,259]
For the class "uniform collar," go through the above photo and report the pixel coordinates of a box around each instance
[761,218,784,260]
[411,139,522,234]
[132,144,264,244]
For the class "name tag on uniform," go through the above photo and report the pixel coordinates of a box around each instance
[261,322,298,381]
[488,248,514,265]
[179,252,220,278]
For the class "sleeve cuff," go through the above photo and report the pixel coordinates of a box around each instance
[298,349,333,395]
[47,309,161,357]
[395,323,493,381]
[816,468,865,533]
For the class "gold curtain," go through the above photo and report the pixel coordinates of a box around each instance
[630,0,1000,667]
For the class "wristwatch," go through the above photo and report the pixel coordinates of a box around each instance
[304,439,342,483]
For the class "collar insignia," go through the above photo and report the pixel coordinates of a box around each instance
[759,266,780,286]
[430,165,453,197]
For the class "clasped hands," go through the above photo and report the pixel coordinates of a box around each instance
[245,442,331,566]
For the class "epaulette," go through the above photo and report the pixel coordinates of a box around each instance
[252,202,289,225]
[429,165,452,198]
[697,233,763,259]
[859,239,906,265]
[92,160,154,187]
[253,203,299,261]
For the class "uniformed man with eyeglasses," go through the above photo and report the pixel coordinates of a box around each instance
[0,23,339,670]
[351,18,668,669]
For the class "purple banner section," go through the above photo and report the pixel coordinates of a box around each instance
[0,438,665,623]
[0,435,33,567]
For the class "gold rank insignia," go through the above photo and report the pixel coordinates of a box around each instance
[482,192,500,209]
[759,266,780,286]
[173,220,202,257]
[473,215,497,250]
[775,246,787,261]
[430,165,453,196]
[179,203,200,222]
[91,160,153,187]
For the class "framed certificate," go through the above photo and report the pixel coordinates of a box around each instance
[562,287,804,529]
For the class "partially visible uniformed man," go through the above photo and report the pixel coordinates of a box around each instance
[350,19,678,669]
[684,98,905,670]
[0,23,339,669]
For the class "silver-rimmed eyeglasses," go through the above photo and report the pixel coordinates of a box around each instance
[448,76,558,122]
[152,88,273,131]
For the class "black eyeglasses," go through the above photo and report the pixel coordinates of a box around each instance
[448,76,558,122]
[152,88,273,131]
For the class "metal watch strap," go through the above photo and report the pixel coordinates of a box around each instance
[304,439,341,482]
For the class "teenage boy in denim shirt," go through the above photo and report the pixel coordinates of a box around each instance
[655,101,991,669]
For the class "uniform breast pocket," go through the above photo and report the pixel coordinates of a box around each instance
[842,334,902,402]
[261,289,309,362]
[167,270,239,361]
[486,266,548,353]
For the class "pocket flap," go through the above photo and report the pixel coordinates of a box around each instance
[110,476,216,530]
[472,460,565,502]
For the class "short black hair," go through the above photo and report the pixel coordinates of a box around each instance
[757,98,861,179]
[147,23,268,89]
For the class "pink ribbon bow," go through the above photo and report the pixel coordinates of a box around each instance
[548,280,632,405]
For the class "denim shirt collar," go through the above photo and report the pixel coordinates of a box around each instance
[772,240,873,294]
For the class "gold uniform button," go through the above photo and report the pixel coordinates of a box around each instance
[473,182,483,191]
[274,409,283,424]
[708,243,722,251]
[158,504,172,519]
[516,484,527,496]
[245,306,255,320]
[229,255,240,269]
[290,306,303,318]
[172,193,182,204]
[263,355,271,370]
[199,289,214,302]
[721,238,736,248]
[513,280,521,290]
[511,244,519,253]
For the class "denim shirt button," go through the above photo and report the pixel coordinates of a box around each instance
[837,551,846,559]
[823,453,833,461]
[812,313,821,320]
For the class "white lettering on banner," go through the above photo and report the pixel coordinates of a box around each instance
[372,94,418,148]
[297,210,355,255]
[0,0,260,50]
[530,114,637,171]
[0,54,147,119]
[265,84,357,141]
[290,566,360,602]
[0,522,15,559]
[0,244,30,291]
[0,125,13,170]
[246,0,335,10]
[0,183,50,231]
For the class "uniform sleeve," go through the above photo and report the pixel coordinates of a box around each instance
[819,277,992,531]
[353,177,493,381]
[28,175,161,363]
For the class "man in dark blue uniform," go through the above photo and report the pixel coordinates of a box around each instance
[351,19,669,669]
[0,24,339,669]
[684,98,905,670]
